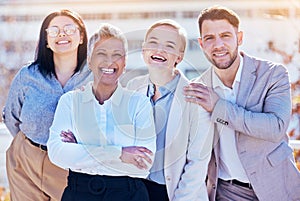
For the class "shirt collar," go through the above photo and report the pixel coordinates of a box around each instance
[212,54,243,90]
[148,73,180,97]
[82,81,123,106]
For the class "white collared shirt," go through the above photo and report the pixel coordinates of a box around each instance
[47,82,156,178]
[212,55,249,183]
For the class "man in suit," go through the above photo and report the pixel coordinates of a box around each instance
[127,19,213,201]
[184,5,300,201]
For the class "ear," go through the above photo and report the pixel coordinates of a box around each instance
[176,52,184,65]
[80,35,84,44]
[87,56,91,69]
[237,31,243,46]
[141,42,147,61]
[141,42,146,52]
[198,37,203,49]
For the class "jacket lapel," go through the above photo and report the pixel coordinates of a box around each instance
[236,53,257,107]
[165,73,187,142]
[164,72,188,167]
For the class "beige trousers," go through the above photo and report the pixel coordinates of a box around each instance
[6,131,68,201]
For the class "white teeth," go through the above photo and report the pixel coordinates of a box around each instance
[151,55,167,62]
[101,68,114,74]
[215,53,226,57]
[57,40,69,44]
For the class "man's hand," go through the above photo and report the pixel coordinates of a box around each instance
[60,130,77,143]
[184,82,219,112]
[120,146,153,170]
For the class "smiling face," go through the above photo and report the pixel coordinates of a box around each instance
[142,25,183,72]
[46,16,83,56]
[199,19,243,70]
[88,37,126,87]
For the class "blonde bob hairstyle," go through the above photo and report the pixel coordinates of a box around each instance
[144,19,187,54]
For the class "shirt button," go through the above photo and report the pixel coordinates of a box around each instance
[212,184,216,189]
[166,176,171,181]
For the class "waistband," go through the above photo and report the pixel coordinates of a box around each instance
[22,132,47,151]
[219,178,252,189]
[68,170,142,195]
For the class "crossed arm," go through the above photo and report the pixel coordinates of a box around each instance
[60,130,153,169]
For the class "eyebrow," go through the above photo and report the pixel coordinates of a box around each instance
[95,48,124,53]
[166,41,176,46]
[148,36,176,45]
[204,31,233,37]
[148,36,158,40]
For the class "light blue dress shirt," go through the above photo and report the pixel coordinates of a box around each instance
[147,74,180,184]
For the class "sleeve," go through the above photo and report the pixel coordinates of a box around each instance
[47,93,122,170]
[211,64,291,142]
[3,69,24,137]
[173,104,213,201]
[132,95,156,167]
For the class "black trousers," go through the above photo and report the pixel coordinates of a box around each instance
[62,170,149,201]
[142,179,169,201]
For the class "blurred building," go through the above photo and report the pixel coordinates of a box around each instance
[1,0,300,73]
[0,0,300,110]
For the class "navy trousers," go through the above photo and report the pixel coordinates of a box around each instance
[142,179,169,201]
[61,170,149,201]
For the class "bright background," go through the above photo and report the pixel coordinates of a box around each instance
[0,0,300,199]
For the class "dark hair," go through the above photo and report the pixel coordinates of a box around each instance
[198,5,240,36]
[32,9,88,77]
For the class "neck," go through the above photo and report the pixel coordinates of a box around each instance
[92,83,117,104]
[149,68,177,101]
[54,52,78,87]
[148,67,176,86]
[215,56,240,88]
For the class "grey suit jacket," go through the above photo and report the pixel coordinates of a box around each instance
[127,70,214,201]
[194,52,300,201]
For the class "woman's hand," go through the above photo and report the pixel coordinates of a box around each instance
[60,130,77,143]
[120,146,153,169]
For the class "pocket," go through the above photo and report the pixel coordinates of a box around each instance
[6,131,22,155]
[267,142,293,167]
[114,124,135,146]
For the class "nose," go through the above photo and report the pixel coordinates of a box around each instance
[214,37,225,48]
[58,29,66,37]
[156,44,165,52]
[105,56,114,66]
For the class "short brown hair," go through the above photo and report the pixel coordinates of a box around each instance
[198,5,240,36]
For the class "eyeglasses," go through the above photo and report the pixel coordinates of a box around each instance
[46,24,79,38]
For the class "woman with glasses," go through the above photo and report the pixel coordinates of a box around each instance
[47,23,156,201]
[3,9,92,201]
